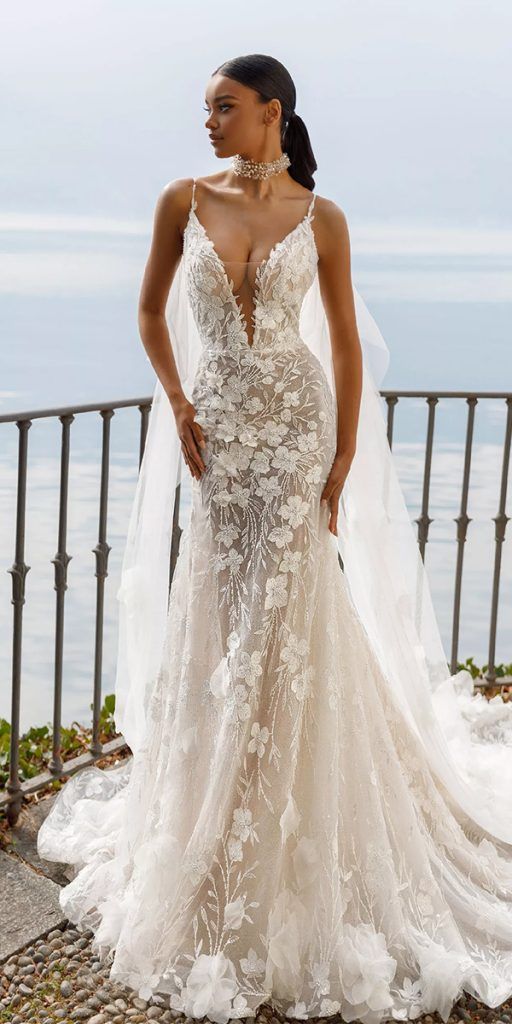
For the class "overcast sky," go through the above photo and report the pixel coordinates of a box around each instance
[1,0,511,375]
[3,1,511,223]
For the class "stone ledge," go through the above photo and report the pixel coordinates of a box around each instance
[0,849,67,963]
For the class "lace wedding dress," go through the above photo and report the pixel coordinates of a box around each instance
[37,180,512,1024]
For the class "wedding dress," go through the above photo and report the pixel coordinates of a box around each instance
[37,179,512,1024]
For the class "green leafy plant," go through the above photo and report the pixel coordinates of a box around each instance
[456,656,512,684]
[0,694,120,789]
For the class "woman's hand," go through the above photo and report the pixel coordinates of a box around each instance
[173,397,207,480]
[320,448,355,536]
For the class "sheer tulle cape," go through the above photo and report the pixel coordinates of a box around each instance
[114,258,512,845]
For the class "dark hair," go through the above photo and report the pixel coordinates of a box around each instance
[211,53,317,191]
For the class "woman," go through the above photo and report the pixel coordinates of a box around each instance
[38,53,512,1024]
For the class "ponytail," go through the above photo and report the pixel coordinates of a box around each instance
[281,110,317,191]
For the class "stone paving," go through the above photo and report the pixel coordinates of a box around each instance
[1,922,175,1023]
[1,921,512,1024]
[1,783,512,1024]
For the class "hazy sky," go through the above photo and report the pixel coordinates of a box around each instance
[3,1,512,223]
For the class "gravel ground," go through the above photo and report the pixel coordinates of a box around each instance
[1,923,511,1024]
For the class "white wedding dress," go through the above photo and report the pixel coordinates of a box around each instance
[37,180,512,1024]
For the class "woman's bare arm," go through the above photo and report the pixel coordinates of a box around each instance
[138,178,206,479]
[315,199,363,536]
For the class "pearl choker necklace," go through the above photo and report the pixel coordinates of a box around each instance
[231,152,291,180]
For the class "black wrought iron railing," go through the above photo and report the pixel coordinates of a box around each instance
[1,389,510,825]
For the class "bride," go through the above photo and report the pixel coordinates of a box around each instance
[37,53,512,1024]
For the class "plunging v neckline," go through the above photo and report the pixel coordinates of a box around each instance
[186,196,316,350]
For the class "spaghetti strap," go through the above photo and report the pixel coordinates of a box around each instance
[190,178,197,212]
[306,192,316,220]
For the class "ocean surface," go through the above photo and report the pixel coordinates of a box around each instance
[1,233,511,733]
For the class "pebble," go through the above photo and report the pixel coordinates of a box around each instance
[2,920,511,1024]
[77,986,93,999]
[18,982,35,995]
[19,963,36,976]
[88,996,105,1009]
[97,988,114,1004]
[132,997,149,1009]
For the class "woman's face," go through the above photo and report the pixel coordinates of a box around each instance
[203,74,281,156]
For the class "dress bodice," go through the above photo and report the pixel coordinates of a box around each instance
[183,183,318,355]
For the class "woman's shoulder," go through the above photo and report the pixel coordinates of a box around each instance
[153,176,204,235]
[162,172,225,196]
[157,173,225,215]
[158,175,197,210]
[313,192,349,228]
[312,192,351,254]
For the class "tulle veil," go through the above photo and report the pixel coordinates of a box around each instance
[114,255,512,846]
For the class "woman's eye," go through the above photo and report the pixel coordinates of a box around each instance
[203,105,231,113]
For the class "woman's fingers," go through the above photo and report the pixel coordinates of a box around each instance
[322,490,341,535]
[321,475,345,536]
[328,491,341,536]
[186,423,206,471]
[320,451,354,533]
[181,443,200,480]
[191,420,207,452]
[182,442,203,479]
[320,470,341,507]
[180,423,204,476]
[174,401,208,481]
